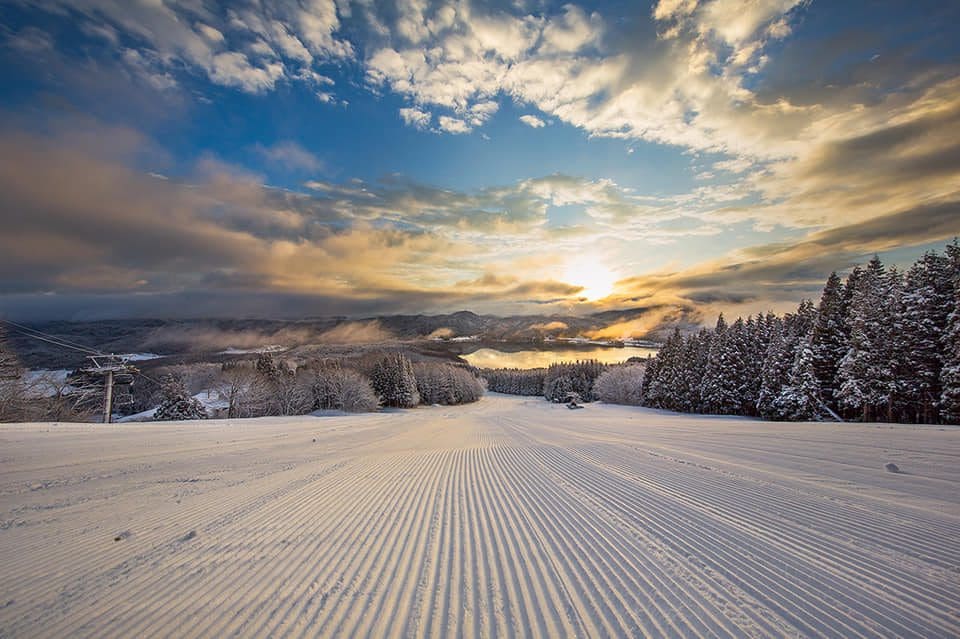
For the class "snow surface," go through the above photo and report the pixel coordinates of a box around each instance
[1,394,958,637]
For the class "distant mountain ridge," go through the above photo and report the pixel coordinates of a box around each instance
[8,307,672,368]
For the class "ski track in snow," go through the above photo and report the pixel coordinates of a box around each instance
[1,394,958,638]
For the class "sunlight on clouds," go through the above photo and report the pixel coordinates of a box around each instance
[563,257,617,301]
[2,1,959,322]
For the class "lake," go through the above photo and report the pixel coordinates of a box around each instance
[461,345,658,369]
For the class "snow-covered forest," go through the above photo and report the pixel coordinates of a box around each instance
[0,347,485,423]
[645,244,960,423]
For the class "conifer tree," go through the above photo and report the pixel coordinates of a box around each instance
[717,317,749,414]
[811,272,847,411]
[900,252,953,422]
[885,267,908,419]
[940,262,960,424]
[758,318,791,419]
[775,334,822,421]
[837,256,896,421]
[740,316,765,415]
[643,329,680,408]
[677,329,709,412]
[699,314,728,413]
[640,355,661,406]
[154,375,207,421]
[371,353,420,408]
[841,266,864,332]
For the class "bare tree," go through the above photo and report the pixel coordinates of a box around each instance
[0,327,26,422]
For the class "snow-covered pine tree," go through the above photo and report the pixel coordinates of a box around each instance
[757,317,791,419]
[790,299,817,339]
[255,352,280,383]
[940,254,960,424]
[885,267,909,420]
[703,317,749,415]
[774,333,822,421]
[900,251,953,422]
[677,329,709,412]
[841,266,864,331]
[654,330,685,410]
[699,314,728,413]
[640,354,661,406]
[371,353,420,408]
[739,316,765,416]
[811,272,847,412]
[154,375,207,421]
[837,256,897,421]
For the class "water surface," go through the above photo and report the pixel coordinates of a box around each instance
[463,346,657,369]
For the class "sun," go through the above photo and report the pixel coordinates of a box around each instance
[564,257,617,301]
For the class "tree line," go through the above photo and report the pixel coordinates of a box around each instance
[151,351,487,420]
[0,346,485,422]
[644,244,960,423]
[482,359,645,405]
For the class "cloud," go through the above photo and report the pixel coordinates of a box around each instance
[360,0,814,160]
[255,141,324,173]
[17,0,353,95]
[317,321,393,344]
[539,5,603,54]
[0,119,448,300]
[0,117,650,318]
[399,107,431,129]
[437,115,471,134]
[141,325,322,351]
[519,114,546,128]
[652,0,700,22]
[529,321,568,332]
[3,2,958,325]
[613,199,960,318]
[5,26,54,53]
[586,307,694,340]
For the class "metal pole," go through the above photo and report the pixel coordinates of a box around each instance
[103,369,114,424]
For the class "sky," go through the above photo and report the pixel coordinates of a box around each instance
[0,0,958,330]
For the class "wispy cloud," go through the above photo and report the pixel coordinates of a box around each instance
[519,115,547,128]
[14,0,352,94]
[399,106,431,129]
[255,141,324,173]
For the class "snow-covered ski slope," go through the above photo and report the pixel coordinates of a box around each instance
[1,394,958,638]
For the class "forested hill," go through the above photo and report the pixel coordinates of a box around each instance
[5,307,679,369]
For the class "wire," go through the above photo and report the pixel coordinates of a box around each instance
[134,370,164,386]
[0,318,105,356]
[7,328,102,356]
[3,319,168,391]
[0,318,102,353]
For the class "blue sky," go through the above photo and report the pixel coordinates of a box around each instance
[0,0,958,328]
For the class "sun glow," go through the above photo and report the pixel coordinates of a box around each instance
[564,258,617,301]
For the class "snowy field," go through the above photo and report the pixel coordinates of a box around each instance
[1,394,958,638]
